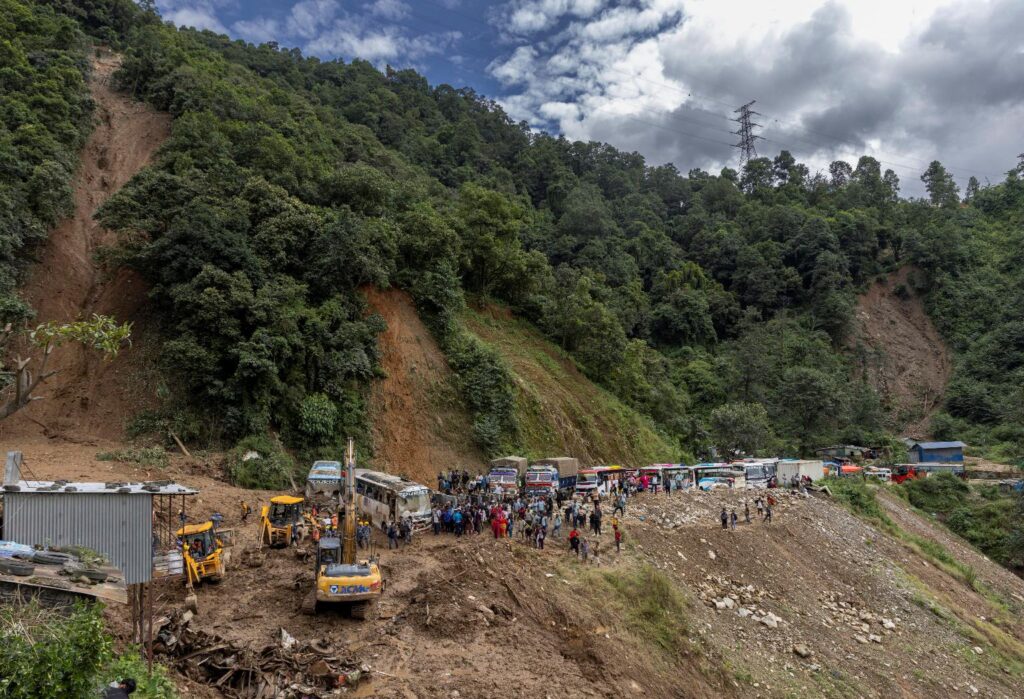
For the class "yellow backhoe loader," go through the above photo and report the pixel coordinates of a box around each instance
[178,521,226,585]
[302,439,383,618]
[258,494,305,549]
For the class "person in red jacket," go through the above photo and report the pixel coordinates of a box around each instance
[569,527,580,557]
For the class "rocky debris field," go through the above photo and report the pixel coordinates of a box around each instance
[10,438,1024,698]
[623,488,1024,698]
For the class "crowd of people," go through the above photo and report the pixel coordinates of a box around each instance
[423,485,634,565]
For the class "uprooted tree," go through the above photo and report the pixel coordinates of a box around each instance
[0,315,131,420]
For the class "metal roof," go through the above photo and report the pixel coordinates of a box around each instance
[3,480,196,495]
[912,441,966,449]
[4,492,155,584]
[354,468,429,495]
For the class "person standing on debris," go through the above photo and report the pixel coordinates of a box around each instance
[569,527,580,556]
[536,525,546,550]
[553,512,562,539]
[387,520,399,549]
[614,525,622,553]
[763,504,773,524]
[744,502,751,524]
[720,507,728,530]
[453,508,464,537]
[240,500,251,522]
[432,507,441,536]
[580,538,590,563]
[755,497,764,518]
[614,493,626,516]
[592,540,601,566]
[730,510,738,530]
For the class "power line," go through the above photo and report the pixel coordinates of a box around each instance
[308,1,1008,182]
[732,100,763,167]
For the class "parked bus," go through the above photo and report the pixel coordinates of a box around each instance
[731,458,778,488]
[640,464,669,491]
[662,463,690,489]
[354,469,432,529]
[690,463,746,490]
[596,465,637,495]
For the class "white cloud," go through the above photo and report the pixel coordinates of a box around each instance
[232,17,281,44]
[365,0,410,20]
[285,0,338,39]
[503,0,608,34]
[160,6,228,33]
[488,0,1019,194]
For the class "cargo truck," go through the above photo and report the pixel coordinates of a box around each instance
[525,457,579,495]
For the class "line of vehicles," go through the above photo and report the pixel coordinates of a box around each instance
[496,456,826,498]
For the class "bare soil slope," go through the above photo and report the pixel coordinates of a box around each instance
[9,49,169,441]
[852,267,951,436]
[364,287,485,483]
[463,304,677,464]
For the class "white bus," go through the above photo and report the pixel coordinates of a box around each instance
[354,469,432,529]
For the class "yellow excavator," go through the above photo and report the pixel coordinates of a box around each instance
[258,494,305,549]
[178,521,226,585]
[302,439,383,619]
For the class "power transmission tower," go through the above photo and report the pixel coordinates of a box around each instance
[732,100,763,167]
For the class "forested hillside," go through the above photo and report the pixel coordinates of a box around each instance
[6,0,1024,464]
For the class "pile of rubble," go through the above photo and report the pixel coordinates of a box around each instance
[818,592,900,645]
[697,574,784,628]
[155,609,368,697]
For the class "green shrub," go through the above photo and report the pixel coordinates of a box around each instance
[596,565,692,655]
[0,602,111,699]
[425,312,519,456]
[102,649,178,699]
[902,472,970,513]
[297,393,338,441]
[227,435,295,490]
[822,477,893,528]
[96,447,169,468]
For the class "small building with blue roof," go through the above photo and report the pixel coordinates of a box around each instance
[907,441,965,464]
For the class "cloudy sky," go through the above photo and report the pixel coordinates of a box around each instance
[156,0,1024,196]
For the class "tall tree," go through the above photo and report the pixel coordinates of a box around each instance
[921,161,960,207]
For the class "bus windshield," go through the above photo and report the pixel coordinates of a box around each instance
[746,465,767,480]
[578,472,598,485]
[401,491,431,516]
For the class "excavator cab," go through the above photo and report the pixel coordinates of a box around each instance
[177,521,225,585]
[259,495,304,548]
[305,537,382,618]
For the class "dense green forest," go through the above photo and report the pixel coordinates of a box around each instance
[0,0,93,322]
[5,0,1024,466]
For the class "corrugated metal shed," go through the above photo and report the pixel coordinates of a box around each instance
[2,480,197,585]
[912,441,966,450]
[5,492,153,584]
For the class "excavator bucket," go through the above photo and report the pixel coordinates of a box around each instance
[184,588,199,613]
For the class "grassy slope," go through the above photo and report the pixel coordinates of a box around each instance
[461,304,679,465]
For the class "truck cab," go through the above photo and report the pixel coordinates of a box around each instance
[524,466,557,495]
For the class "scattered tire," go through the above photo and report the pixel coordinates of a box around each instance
[82,569,108,583]
[32,552,73,566]
[0,560,35,577]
